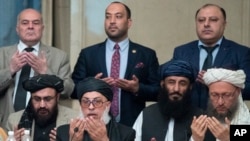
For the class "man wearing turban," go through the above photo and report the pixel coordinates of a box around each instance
[190,68,250,141]
[5,74,78,141]
[56,77,135,141]
[133,60,203,141]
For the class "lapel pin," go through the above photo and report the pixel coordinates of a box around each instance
[132,50,136,53]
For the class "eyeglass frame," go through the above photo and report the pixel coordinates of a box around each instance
[80,97,109,108]
[209,88,238,101]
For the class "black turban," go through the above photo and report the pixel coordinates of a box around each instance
[76,77,113,101]
[160,60,194,83]
[22,74,64,93]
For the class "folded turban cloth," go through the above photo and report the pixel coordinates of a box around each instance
[22,74,64,93]
[203,68,246,89]
[160,60,195,82]
[76,77,113,101]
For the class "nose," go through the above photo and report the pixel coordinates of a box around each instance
[110,16,116,23]
[28,22,34,29]
[39,100,46,107]
[173,83,180,92]
[204,19,210,27]
[88,102,95,110]
[217,96,225,105]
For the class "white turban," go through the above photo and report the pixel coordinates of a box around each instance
[203,68,246,89]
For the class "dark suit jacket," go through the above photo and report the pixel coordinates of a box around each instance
[71,40,160,126]
[56,119,135,141]
[173,37,250,109]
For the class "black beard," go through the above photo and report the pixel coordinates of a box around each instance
[31,104,58,128]
[157,86,192,119]
[206,99,238,123]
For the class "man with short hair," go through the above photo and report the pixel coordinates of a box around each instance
[57,77,135,141]
[0,8,74,127]
[173,3,250,110]
[133,60,202,141]
[5,74,78,141]
[190,68,250,141]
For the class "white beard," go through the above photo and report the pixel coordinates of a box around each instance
[79,106,111,124]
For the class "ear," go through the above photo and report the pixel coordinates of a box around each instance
[160,80,164,87]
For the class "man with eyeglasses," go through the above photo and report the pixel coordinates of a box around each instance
[5,74,78,141]
[190,68,250,141]
[56,77,135,141]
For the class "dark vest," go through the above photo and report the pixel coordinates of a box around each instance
[141,103,202,141]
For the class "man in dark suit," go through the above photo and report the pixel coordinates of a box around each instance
[57,77,135,141]
[173,3,250,110]
[71,1,160,127]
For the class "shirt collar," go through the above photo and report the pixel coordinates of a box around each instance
[18,40,40,52]
[106,38,129,52]
[198,37,223,48]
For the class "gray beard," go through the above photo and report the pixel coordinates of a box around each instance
[206,100,238,123]
[80,106,111,124]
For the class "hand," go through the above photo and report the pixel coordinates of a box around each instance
[69,117,86,141]
[10,51,27,75]
[13,126,25,141]
[190,115,207,141]
[85,116,109,141]
[26,50,47,74]
[207,117,230,141]
[116,75,139,93]
[150,137,157,141]
[95,73,116,86]
[49,128,57,141]
[196,71,206,84]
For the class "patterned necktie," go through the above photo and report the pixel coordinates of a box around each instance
[110,43,120,117]
[201,45,218,70]
[14,47,34,111]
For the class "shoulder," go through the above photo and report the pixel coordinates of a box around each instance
[175,40,198,49]
[115,122,135,139]
[81,42,106,52]
[58,105,79,116]
[129,41,156,53]
[222,38,249,50]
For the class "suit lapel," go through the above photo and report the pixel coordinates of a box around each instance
[214,38,230,67]
[124,42,138,79]
[189,42,200,73]
[98,42,108,77]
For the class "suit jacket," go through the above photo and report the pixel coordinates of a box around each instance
[71,40,160,126]
[173,37,250,109]
[5,105,78,141]
[56,119,135,141]
[0,43,74,127]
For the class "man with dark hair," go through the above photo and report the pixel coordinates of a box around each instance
[133,60,202,141]
[57,77,135,141]
[71,1,160,127]
[5,74,78,141]
[173,3,250,110]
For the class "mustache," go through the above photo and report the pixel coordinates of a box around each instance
[169,92,182,97]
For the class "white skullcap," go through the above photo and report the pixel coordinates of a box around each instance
[203,68,246,89]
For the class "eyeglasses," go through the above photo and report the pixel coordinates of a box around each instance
[81,98,108,108]
[210,88,237,101]
[32,96,56,103]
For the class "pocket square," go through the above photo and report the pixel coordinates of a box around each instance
[135,62,144,68]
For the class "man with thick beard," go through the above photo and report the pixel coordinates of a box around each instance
[56,77,135,141]
[5,74,78,141]
[133,60,203,141]
[190,68,250,141]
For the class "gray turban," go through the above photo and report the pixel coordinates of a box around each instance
[203,68,246,89]
[22,74,64,93]
[160,60,195,82]
[76,77,113,101]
